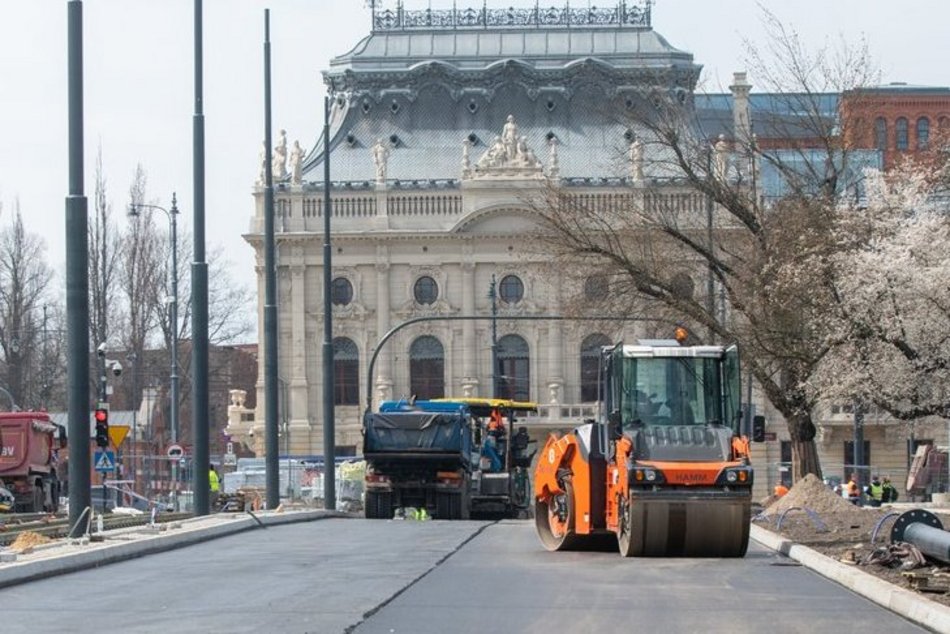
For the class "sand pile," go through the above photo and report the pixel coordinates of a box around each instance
[9,531,51,553]
[762,473,869,526]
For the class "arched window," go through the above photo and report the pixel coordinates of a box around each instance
[917,117,930,150]
[581,334,611,403]
[409,335,444,400]
[413,276,438,305]
[499,275,524,304]
[896,117,909,150]
[332,337,360,405]
[874,117,887,150]
[497,334,530,401]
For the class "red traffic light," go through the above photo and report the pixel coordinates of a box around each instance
[94,409,108,423]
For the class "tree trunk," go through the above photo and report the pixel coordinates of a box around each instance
[788,413,823,481]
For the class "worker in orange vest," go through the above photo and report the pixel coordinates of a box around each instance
[844,473,861,505]
[773,483,789,497]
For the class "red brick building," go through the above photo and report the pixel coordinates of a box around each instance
[841,83,950,169]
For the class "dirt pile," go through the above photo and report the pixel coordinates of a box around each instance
[760,473,869,528]
[9,531,51,553]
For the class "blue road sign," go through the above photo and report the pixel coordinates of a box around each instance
[94,450,116,473]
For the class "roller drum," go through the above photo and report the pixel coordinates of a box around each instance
[627,494,750,557]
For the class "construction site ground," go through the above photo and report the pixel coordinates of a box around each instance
[756,473,950,610]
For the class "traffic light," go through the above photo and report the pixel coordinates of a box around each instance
[94,408,109,448]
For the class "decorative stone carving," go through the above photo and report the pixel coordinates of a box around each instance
[372,138,390,184]
[714,134,730,181]
[230,389,247,408]
[273,129,288,181]
[472,115,544,178]
[629,137,643,183]
[289,140,305,186]
[375,379,393,405]
[461,138,472,178]
[547,136,560,178]
[256,141,267,186]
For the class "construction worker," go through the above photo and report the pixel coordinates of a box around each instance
[845,473,861,505]
[481,410,505,472]
[881,476,899,503]
[865,475,884,507]
[773,483,789,498]
[209,465,221,508]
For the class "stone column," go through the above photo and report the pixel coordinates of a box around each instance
[375,246,393,407]
[289,259,308,422]
[547,286,564,404]
[461,260,478,397]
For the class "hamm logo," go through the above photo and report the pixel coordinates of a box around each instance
[671,472,708,484]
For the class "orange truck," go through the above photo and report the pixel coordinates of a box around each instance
[0,412,63,512]
[534,337,757,557]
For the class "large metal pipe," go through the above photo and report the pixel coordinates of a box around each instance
[890,509,950,564]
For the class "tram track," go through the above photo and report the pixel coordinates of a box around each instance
[0,512,193,547]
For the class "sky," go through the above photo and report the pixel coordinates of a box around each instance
[1,0,947,343]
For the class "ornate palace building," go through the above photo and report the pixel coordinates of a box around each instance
[240,1,699,456]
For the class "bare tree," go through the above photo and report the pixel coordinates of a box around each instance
[0,201,55,409]
[89,146,123,363]
[531,11,879,481]
[119,164,164,411]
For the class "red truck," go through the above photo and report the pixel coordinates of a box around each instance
[0,412,63,512]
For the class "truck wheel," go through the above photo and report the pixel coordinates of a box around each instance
[50,479,60,513]
[32,480,44,513]
[436,492,462,520]
[365,491,393,520]
[460,478,471,520]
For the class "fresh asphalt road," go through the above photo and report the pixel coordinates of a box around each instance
[0,518,928,634]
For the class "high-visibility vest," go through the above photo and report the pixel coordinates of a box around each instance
[209,469,220,493]
[869,482,883,501]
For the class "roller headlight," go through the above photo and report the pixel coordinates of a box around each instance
[718,467,753,486]
[632,467,665,484]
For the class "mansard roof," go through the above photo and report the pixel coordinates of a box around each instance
[300,2,699,184]
[327,7,695,89]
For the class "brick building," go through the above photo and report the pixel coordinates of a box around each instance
[842,82,950,169]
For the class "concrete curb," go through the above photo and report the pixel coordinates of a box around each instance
[0,510,344,589]
[751,524,950,632]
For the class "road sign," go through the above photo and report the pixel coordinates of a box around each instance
[94,450,116,473]
[108,425,130,448]
[166,444,184,460]
[223,453,237,466]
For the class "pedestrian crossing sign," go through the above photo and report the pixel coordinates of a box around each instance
[94,450,116,473]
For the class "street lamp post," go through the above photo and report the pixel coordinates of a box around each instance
[128,193,180,457]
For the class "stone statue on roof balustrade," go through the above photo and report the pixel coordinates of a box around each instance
[273,129,288,181]
[372,138,390,184]
[289,140,305,186]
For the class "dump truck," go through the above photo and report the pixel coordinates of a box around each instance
[0,412,63,513]
[362,398,537,519]
[534,335,755,557]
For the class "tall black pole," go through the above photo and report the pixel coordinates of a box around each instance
[263,10,280,510]
[191,0,210,515]
[853,399,865,501]
[66,0,91,536]
[490,275,499,398]
[322,96,336,510]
